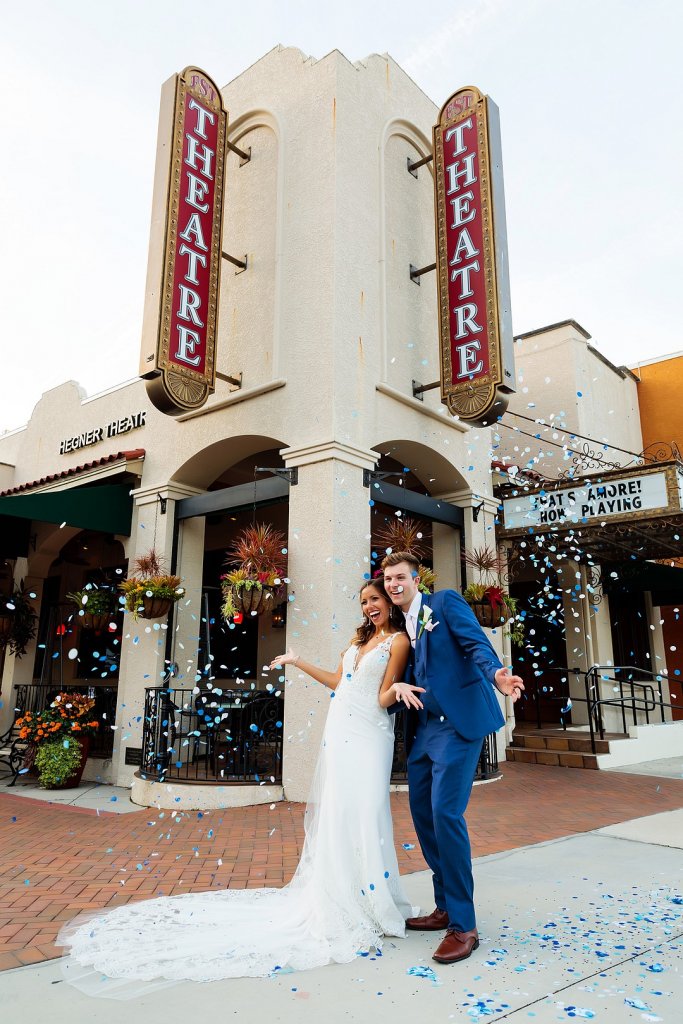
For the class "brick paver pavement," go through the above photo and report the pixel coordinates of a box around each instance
[1,761,682,973]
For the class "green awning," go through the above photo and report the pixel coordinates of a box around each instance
[0,483,134,538]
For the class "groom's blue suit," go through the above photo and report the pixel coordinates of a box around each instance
[404,589,505,933]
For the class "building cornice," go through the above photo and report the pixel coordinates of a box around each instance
[375,383,469,433]
[282,440,378,471]
[177,378,287,421]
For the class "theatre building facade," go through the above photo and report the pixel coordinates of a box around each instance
[0,47,511,806]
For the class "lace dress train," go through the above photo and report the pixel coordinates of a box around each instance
[58,636,414,992]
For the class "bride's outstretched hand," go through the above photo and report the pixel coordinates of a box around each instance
[392,681,426,709]
[269,649,299,669]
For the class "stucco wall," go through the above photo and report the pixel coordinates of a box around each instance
[0,47,502,801]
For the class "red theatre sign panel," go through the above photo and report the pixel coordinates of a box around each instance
[433,86,514,425]
[141,67,227,414]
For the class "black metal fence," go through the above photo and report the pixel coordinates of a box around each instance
[138,692,500,788]
[140,687,284,784]
[390,708,499,783]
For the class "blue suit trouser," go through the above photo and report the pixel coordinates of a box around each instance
[407,714,482,933]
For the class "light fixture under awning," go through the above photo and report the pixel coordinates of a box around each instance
[0,483,134,538]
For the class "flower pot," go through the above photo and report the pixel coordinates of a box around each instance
[140,596,173,619]
[235,585,275,616]
[469,601,507,629]
[21,742,40,778]
[41,735,91,790]
[0,613,13,640]
[81,612,113,632]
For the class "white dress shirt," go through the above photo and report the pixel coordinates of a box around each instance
[403,591,422,648]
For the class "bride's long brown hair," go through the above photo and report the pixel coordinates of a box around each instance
[352,577,407,647]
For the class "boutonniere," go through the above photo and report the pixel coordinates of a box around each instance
[417,604,440,640]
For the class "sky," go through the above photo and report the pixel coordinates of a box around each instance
[1,0,681,433]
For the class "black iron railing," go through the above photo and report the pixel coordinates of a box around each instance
[520,663,677,754]
[390,707,499,783]
[139,686,284,784]
[139,691,500,788]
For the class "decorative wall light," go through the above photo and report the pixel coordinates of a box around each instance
[271,604,287,629]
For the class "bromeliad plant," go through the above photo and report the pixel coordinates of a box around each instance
[119,549,184,620]
[374,516,436,594]
[221,524,288,619]
[462,546,524,645]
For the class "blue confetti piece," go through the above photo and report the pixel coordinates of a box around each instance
[407,965,439,983]
[402,842,415,850]
[624,998,651,1011]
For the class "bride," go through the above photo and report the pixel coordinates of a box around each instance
[58,578,425,990]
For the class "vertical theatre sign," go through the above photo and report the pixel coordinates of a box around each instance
[433,86,514,426]
[140,67,227,414]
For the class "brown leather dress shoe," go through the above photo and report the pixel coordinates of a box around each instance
[432,928,479,964]
[405,907,449,931]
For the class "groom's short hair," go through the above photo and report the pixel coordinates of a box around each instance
[381,551,420,574]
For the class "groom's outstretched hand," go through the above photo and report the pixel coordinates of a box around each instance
[494,667,525,702]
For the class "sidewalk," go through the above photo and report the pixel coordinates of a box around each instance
[3,806,683,1022]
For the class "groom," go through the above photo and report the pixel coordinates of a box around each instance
[383,551,524,964]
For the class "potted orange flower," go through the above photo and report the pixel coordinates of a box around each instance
[16,692,100,789]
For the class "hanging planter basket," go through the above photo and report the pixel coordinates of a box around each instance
[81,612,114,633]
[139,595,174,620]
[234,585,276,616]
[469,601,507,629]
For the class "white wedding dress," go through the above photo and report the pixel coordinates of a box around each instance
[58,635,414,995]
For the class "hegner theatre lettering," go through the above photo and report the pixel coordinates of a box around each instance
[59,411,146,454]
[535,479,645,525]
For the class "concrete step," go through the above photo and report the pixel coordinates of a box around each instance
[511,730,614,755]
[505,746,599,770]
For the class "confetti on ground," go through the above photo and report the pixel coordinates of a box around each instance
[407,965,440,984]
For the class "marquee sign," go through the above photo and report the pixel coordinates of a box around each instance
[140,67,227,415]
[499,463,683,536]
[433,86,514,425]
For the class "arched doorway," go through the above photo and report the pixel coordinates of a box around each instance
[146,437,291,785]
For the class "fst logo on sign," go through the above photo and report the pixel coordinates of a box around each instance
[141,67,227,415]
[433,87,515,426]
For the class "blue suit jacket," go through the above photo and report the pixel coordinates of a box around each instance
[404,589,506,742]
